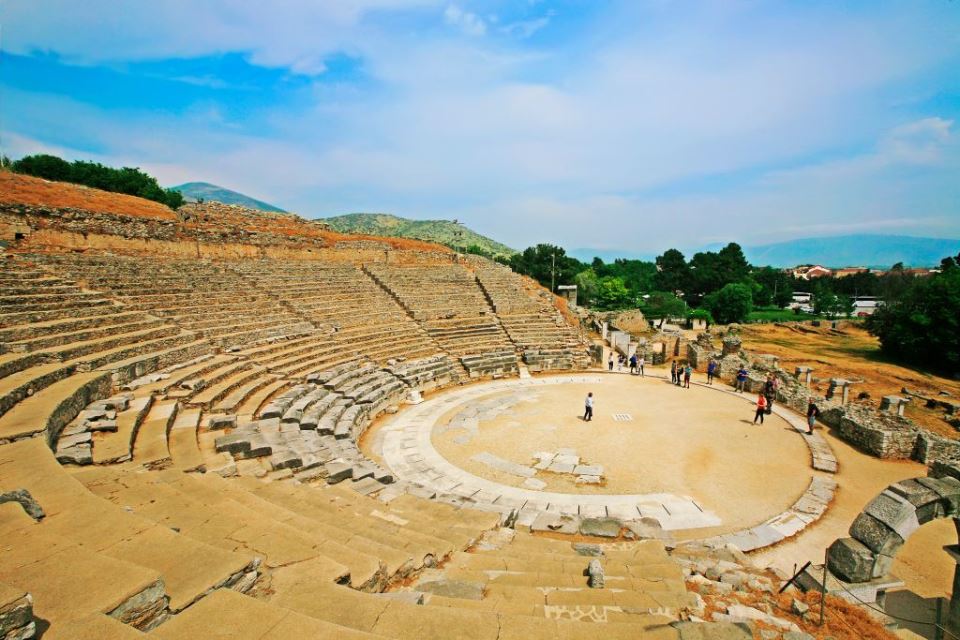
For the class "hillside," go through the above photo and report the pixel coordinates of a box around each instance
[321,213,515,257]
[169,181,287,213]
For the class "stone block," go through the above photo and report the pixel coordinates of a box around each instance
[863,490,920,539]
[207,414,237,430]
[579,517,621,538]
[917,476,960,516]
[849,512,903,556]
[827,537,876,583]
[587,559,604,588]
[324,461,353,484]
[888,478,945,523]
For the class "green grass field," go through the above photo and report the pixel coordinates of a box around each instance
[746,307,818,323]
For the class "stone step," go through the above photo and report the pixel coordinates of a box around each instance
[187,365,267,408]
[150,588,384,640]
[132,399,179,466]
[168,407,203,471]
[42,325,182,364]
[4,318,167,353]
[214,372,282,414]
[0,370,112,445]
[0,310,154,343]
[236,378,290,419]
[91,395,154,464]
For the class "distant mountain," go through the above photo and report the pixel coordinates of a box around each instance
[321,213,516,257]
[574,235,959,268]
[568,248,657,263]
[736,235,960,269]
[169,182,286,213]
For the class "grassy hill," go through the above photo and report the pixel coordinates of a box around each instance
[321,213,516,257]
[169,182,287,213]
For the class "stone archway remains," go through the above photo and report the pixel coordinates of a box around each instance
[825,472,960,632]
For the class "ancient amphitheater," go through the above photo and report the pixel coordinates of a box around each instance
[0,172,957,640]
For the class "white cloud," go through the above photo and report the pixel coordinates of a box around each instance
[444,4,487,36]
[500,12,553,38]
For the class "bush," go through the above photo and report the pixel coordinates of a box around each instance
[11,154,184,210]
[704,283,754,324]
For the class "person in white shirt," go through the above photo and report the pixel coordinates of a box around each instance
[583,392,594,422]
[638,356,645,377]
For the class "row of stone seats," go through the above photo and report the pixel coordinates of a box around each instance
[226,260,445,366]
[460,349,520,379]
[0,256,213,446]
[474,264,590,371]
[31,254,315,350]
[0,438,260,633]
[408,528,690,627]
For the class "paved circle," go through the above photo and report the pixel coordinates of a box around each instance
[375,374,819,536]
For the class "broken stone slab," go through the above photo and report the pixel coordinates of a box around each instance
[573,543,604,557]
[207,414,238,431]
[58,431,92,448]
[84,419,117,433]
[547,462,575,474]
[863,489,921,539]
[56,443,92,466]
[579,517,622,538]
[324,461,353,484]
[521,477,546,490]
[576,475,602,484]
[573,464,603,476]
[719,604,800,632]
[587,559,604,588]
[531,512,579,535]
[215,433,252,454]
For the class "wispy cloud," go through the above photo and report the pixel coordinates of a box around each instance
[2,0,959,251]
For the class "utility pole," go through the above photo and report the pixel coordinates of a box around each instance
[551,253,556,293]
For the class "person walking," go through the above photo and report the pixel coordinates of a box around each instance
[638,355,645,377]
[706,360,716,385]
[670,361,677,385]
[683,363,692,388]
[629,353,637,375]
[735,366,748,393]
[583,392,594,422]
[608,354,614,371]
[806,400,820,435]
[763,375,776,413]
[753,393,767,424]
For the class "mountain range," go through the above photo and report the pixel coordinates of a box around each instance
[169,182,287,213]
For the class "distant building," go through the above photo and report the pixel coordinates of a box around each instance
[852,296,880,317]
[791,264,832,280]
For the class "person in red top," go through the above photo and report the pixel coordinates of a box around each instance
[753,393,767,424]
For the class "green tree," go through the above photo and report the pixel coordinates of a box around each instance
[640,291,688,320]
[508,244,584,291]
[866,264,960,375]
[574,268,599,306]
[752,266,794,308]
[703,283,754,324]
[11,154,185,210]
[653,249,691,294]
[595,276,632,310]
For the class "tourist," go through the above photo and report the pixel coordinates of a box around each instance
[638,355,645,377]
[583,392,594,422]
[670,361,677,385]
[735,366,748,393]
[675,362,683,386]
[753,393,767,424]
[806,400,820,435]
[706,360,716,385]
[763,375,776,413]
[629,353,638,375]
[618,353,625,372]
[608,354,614,371]
[683,363,692,388]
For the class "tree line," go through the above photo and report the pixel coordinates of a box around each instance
[4,154,184,210]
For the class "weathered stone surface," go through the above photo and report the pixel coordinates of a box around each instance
[587,558,604,588]
[572,543,604,557]
[324,461,353,484]
[415,579,484,600]
[579,517,621,538]
[863,490,920,539]
[888,478,946,523]
[675,621,753,640]
[849,512,903,556]
[0,489,45,520]
[827,537,875,583]
[207,414,237,430]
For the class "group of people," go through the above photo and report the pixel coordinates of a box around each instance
[669,361,693,388]
[607,352,645,376]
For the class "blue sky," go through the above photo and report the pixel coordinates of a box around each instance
[2,1,959,253]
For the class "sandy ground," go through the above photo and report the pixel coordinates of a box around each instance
[739,322,960,438]
[366,361,955,616]
[432,373,811,537]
